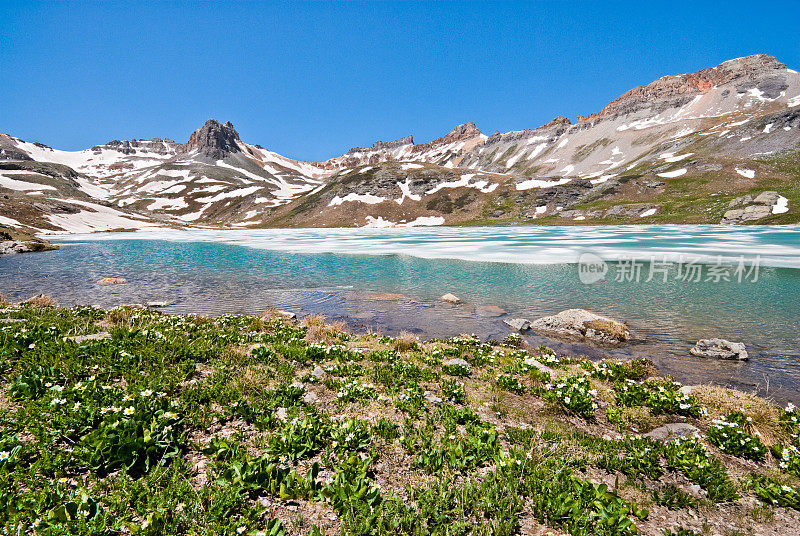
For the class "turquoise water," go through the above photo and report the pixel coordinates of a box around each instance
[1,225,799,400]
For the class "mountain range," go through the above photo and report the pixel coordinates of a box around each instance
[1,53,799,233]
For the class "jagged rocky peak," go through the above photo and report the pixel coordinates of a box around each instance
[599,54,789,118]
[443,122,482,141]
[544,116,572,127]
[184,119,242,159]
[346,135,414,155]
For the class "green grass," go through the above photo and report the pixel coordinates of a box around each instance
[1,304,799,535]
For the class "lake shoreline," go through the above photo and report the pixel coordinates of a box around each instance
[2,301,800,534]
[1,284,794,405]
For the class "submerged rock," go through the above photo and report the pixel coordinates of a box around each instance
[146,300,173,308]
[97,277,128,285]
[440,293,462,304]
[530,309,631,344]
[690,338,748,360]
[504,318,531,331]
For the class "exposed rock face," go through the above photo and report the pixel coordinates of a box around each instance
[91,138,181,156]
[1,55,799,230]
[345,135,414,155]
[440,293,462,304]
[599,54,787,118]
[0,225,58,255]
[183,119,242,159]
[65,332,111,343]
[411,122,482,153]
[690,338,748,360]
[530,309,631,344]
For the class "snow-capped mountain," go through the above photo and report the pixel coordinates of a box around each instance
[1,54,799,232]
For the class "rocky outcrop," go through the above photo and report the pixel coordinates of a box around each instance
[183,119,242,159]
[410,122,483,154]
[345,135,414,156]
[722,191,785,223]
[0,225,58,255]
[690,339,749,360]
[91,138,181,156]
[531,309,631,344]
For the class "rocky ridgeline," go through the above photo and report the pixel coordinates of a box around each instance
[597,54,789,119]
[0,54,799,230]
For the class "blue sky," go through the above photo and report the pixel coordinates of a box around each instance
[2,1,799,161]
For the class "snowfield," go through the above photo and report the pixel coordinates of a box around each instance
[657,168,687,178]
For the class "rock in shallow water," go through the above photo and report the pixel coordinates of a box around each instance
[530,309,630,344]
[690,338,748,360]
[440,293,462,304]
[97,277,128,286]
[504,318,531,331]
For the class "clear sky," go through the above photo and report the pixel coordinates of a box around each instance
[2,1,799,161]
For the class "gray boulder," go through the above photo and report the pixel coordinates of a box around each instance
[504,318,531,331]
[423,391,443,406]
[690,338,748,360]
[753,191,780,205]
[530,309,631,344]
[443,358,470,368]
[311,365,326,380]
[644,423,701,441]
[440,293,462,304]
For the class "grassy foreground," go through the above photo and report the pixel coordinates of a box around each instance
[1,302,800,536]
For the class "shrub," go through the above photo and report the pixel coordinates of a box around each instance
[334,378,378,403]
[544,376,598,419]
[707,413,766,461]
[22,294,57,307]
[749,475,800,509]
[441,379,466,403]
[615,379,702,418]
[394,331,419,352]
[496,374,526,395]
[442,362,470,377]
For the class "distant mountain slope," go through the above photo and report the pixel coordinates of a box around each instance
[2,54,799,232]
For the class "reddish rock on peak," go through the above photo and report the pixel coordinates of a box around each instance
[598,54,787,118]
